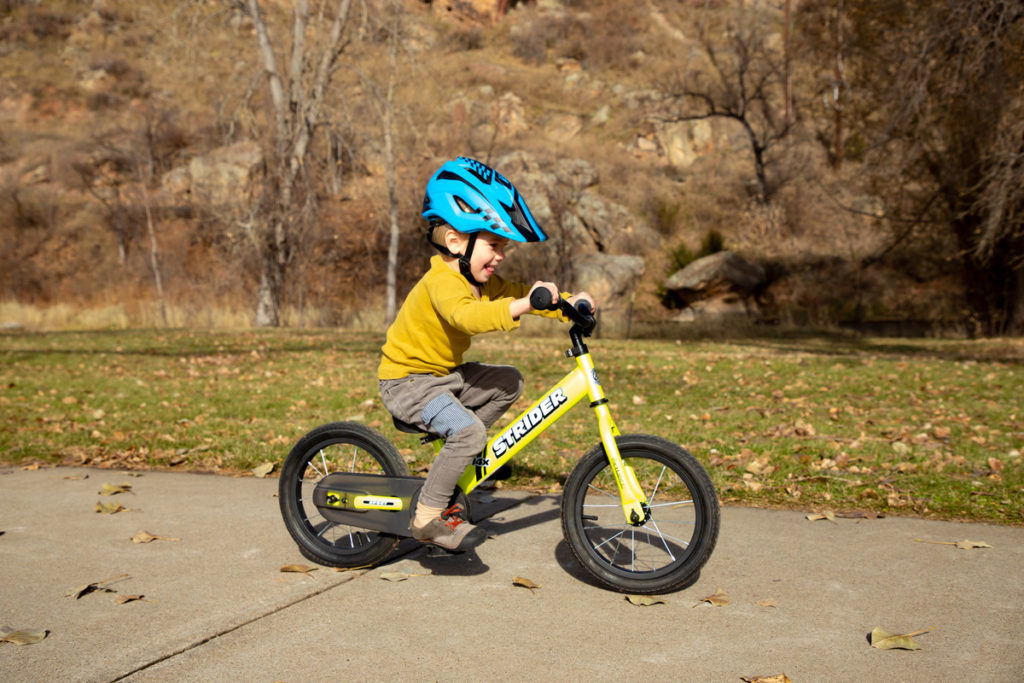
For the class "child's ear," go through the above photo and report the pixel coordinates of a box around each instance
[444,229,466,255]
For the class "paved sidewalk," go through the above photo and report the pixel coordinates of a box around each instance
[1,467,1022,681]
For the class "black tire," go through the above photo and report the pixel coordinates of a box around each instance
[561,434,719,594]
[279,422,408,568]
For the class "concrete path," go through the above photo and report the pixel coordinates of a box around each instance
[1,467,1021,681]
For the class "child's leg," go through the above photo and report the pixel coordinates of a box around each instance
[452,363,524,429]
[379,374,488,509]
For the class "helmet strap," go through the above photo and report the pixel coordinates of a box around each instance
[458,232,483,287]
[426,224,484,287]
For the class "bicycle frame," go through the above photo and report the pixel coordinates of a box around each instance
[453,344,650,526]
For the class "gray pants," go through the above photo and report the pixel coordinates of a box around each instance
[379,363,524,509]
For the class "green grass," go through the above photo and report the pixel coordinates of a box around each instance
[1,329,1021,525]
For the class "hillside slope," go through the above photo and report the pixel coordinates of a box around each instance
[0,0,961,331]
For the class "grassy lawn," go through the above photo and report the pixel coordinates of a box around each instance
[1,328,1021,525]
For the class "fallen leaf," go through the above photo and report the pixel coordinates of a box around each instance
[252,462,274,478]
[0,627,48,645]
[693,589,730,607]
[625,595,665,606]
[870,626,932,650]
[131,531,181,544]
[513,576,540,591]
[65,574,130,599]
[756,597,778,608]
[65,583,103,599]
[632,395,645,405]
[115,594,150,604]
[914,538,992,550]
[836,510,885,520]
[741,675,792,683]
[95,500,127,514]
[280,564,318,575]
[63,474,89,480]
[98,483,132,496]
[805,511,836,523]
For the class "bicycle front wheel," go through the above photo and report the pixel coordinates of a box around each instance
[279,422,408,568]
[561,434,719,594]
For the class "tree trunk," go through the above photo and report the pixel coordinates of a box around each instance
[139,176,168,327]
[254,267,280,327]
[954,212,1024,336]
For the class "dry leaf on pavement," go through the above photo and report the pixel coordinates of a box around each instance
[0,627,49,645]
[513,576,540,591]
[693,589,730,607]
[914,538,992,550]
[625,595,665,606]
[95,500,128,514]
[252,462,274,478]
[869,626,933,650]
[65,574,130,599]
[131,530,181,544]
[380,571,428,582]
[280,564,318,576]
[805,510,836,523]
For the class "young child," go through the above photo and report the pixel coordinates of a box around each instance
[378,156,595,552]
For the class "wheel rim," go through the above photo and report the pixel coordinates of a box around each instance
[576,452,704,578]
[291,437,396,555]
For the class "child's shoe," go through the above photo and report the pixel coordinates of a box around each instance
[411,504,486,552]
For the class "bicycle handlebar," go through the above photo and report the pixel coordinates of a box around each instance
[529,287,596,332]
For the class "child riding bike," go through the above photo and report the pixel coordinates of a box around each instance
[378,156,595,553]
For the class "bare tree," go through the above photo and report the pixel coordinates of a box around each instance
[354,2,405,324]
[661,1,793,204]
[801,0,1024,335]
[230,0,355,326]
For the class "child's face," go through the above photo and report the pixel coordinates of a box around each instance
[467,233,509,283]
[448,231,509,283]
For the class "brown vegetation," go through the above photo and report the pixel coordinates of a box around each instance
[1,0,1021,334]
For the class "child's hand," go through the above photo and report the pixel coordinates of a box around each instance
[568,292,596,313]
[527,281,560,309]
[510,281,560,319]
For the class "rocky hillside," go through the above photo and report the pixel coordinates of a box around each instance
[0,0,963,332]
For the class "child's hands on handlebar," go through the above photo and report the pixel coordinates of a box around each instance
[511,283,597,320]
[567,292,596,315]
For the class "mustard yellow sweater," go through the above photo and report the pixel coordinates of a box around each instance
[379,255,560,379]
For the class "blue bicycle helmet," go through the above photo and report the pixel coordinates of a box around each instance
[422,157,546,285]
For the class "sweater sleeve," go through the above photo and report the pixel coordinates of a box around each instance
[428,271,521,335]
[484,275,570,322]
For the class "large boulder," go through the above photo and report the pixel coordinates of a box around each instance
[573,253,646,309]
[664,251,767,321]
[163,141,262,206]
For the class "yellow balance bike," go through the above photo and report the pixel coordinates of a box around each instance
[279,290,719,594]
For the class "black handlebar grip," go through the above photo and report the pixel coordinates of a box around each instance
[575,300,593,317]
[530,287,556,311]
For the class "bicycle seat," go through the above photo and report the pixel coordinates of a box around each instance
[392,416,424,434]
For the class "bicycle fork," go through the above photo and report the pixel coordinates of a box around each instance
[577,352,650,526]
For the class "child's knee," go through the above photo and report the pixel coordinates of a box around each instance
[503,366,525,401]
[421,392,480,440]
[448,418,487,450]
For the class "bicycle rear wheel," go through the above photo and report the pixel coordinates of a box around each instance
[279,422,408,568]
[561,434,719,594]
